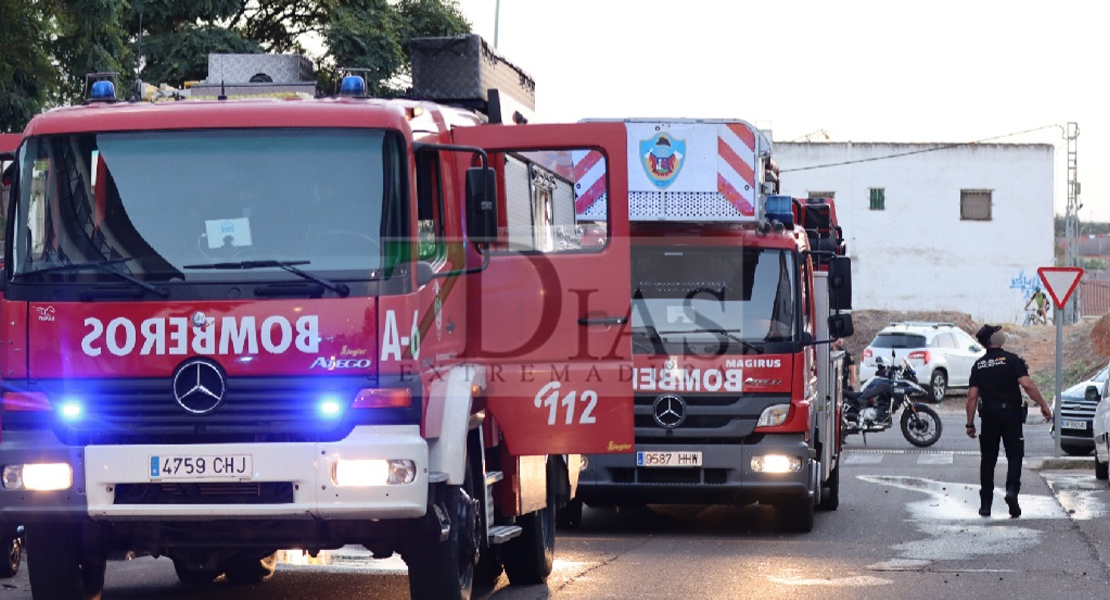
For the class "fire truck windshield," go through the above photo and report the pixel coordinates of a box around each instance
[11,128,397,285]
[631,246,796,352]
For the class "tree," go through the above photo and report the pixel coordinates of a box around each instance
[50,0,133,103]
[0,0,57,132]
[0,0,471,131]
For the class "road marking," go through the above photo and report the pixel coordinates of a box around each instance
[916,453,954,465]
[843,453,884,464]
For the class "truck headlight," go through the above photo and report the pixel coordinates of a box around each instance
[756,404,791,427]
[751,455,803,473]
[332,459,416,486]
[2,463,73,491]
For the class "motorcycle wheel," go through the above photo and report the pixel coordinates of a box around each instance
[900,404,943,447]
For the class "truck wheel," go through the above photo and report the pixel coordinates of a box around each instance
[556,498,583,529]
[172,558,221,585]
[816,464,840,511]
[777,496,814,533]
[223,551,278,585]
[26,523,106,600]
[407,465,480,600]
[502,461,556,585]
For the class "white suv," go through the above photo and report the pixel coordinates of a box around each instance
[859,322,986,403]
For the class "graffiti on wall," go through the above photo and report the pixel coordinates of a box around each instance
[1010,269,1041,300]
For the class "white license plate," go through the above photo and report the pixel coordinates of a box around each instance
[1061,419,1088,430]
[149,455,253,480]
[636,451,703,467]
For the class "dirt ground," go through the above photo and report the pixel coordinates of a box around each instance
[844,309,1110,396]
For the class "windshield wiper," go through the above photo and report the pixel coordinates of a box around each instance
[15,258,170,298]
[182,260,350,297]
[679,328,765,355]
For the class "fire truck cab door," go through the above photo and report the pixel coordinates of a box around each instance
[453,122,633,456]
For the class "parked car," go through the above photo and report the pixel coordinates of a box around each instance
[859,322,985,403]
[1090,362,1110,480]
[1055,366,1108,456]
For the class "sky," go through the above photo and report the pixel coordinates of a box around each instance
[454,0,1110,221]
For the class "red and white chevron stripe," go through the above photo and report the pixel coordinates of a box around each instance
[716,123,757,216]
[572,149,607,215]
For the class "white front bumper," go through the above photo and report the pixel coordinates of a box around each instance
[84,425,428,520]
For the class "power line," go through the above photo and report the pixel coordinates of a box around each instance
[780,124,1061,173]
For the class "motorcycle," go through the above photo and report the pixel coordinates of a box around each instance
[843,356,943,447]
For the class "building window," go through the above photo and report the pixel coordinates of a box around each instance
[808,191,835,201]
[960,189,992,221]
[869,188,885,210]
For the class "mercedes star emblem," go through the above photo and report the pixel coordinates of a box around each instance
[652,395,687,429]
[172,359,227,415]
[191,311,208,328]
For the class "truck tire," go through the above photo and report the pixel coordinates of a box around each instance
[407,465,480,600]
[26,522,106,600]
[502,460,556,585]
[223,551,278,585]
[777,496,814,533]
[816,463,840,511]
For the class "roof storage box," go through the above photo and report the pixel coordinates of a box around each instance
[410,35,535,117]
[191,54,316,97]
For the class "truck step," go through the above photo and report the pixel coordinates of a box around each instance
[428,471,448,483]
[485,470,503,486]
[487,525,522,544]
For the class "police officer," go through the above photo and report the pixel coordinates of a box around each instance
[832,338,858,390]
[965,324,1052,518]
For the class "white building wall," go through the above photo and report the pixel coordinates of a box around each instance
[776,142,1054,324]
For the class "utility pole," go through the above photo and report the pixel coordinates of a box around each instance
[1063,122,1081,324]
[494,0,501,48]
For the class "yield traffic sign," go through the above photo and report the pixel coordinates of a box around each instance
[1037,266,1084,309]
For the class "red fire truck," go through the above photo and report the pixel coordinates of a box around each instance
[0,38,638,600]
[567,120,852,532]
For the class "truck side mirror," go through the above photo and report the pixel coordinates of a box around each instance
[829,313,854,339]
[827,256,852,311]
[466,166,498,243]
[1086,385,1100,402]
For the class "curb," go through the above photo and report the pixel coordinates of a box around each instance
[1025,456,1093,471]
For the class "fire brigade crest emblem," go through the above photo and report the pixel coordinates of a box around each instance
[640,132,685,188]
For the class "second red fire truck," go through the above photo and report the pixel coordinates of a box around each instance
[568,119,853,532]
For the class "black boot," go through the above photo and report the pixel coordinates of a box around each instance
[1005,485,1021,518]
[979,490,992,517]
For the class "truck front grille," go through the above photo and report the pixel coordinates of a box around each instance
[610,467,728,485]
[114,482,295,505]
[2,376,420,445]
[633,393,789,444]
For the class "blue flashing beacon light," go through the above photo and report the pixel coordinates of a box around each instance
[89,80,116,102]
[339,76,366,97]
[317,397,344,420]
[59,400,84,422]
[765,195,795,229]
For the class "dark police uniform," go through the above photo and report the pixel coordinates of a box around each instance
[842,348,855,390]
[969,346,1028,508]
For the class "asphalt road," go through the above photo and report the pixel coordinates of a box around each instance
[1,403,1105,600]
